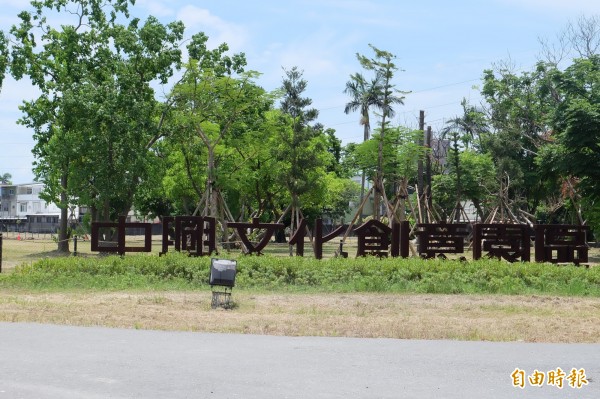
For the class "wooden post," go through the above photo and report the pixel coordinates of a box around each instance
[473,224,481,260]
[0,233,3,273]
[534,225,545,262]
[73,236,78,257]
[400,220,409,258]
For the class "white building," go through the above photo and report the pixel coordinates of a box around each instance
[0,182,78,232]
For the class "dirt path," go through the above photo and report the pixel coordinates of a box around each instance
[1,291,598,343]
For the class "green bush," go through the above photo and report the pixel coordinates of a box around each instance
[1,253,599,296]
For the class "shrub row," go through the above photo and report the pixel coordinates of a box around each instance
[1,253,598,296]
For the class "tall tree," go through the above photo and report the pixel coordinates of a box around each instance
[432,150,496,221]
[441,98,489,152]
[166,35,270,228]
[481,61,558,212]
[538,55,600,230]
[355,45,406,220]
[276,67,330,229]
[4,0,183,251]
[539,14,600,65]
[344,72,383,211]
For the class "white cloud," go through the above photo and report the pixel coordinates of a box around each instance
[176,6,248,53]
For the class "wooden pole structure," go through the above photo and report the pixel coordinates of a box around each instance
[0,233,3,273]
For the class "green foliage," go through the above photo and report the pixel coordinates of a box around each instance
[275,67,331,208]
[481,62,558,207]
[163,57,272,218]
[320,173,360,220]
[432,150,496,218]
[344,71,384,141]
[356,45,406,129]
[5,0,184,229]
[2,254,599,297]
[1,252,209,290]
[0,173,12,184]
[531,55,600,232]
[352,126,425,186]
[442,98,489,152]
[550,56,600,199]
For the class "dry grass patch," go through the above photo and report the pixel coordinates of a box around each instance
[0,291,598,343]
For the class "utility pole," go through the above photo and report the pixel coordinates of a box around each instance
[426,125,432,221]
[417,111,425,201]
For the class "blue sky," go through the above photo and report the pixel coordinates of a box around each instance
[1,0,599,184]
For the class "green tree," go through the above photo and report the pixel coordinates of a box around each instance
[538,55,600,231]
[0,173,12,185]
[166,37,271,229]
[481,61,558,212]
[220,109,285,221]
[4,0,183,251]
[432,150,496,221]
[351,126,425,221]
[276,67,331,228]
[344,72,384,204]
[442,98,489,151]
[355,45,406,220]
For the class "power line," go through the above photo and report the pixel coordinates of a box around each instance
[317,76,480,113]
[410,79,480,94]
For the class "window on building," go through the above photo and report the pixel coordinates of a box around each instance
[17,187,33,195]
[19,203,27,212]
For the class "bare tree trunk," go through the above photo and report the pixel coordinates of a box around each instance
[90,205,98,223]
[207,146,218,219]
[57,171,69,253]
[103,198,111,222]
[373,180,381,220]
[399,179,407,222]
[359,122,369,221]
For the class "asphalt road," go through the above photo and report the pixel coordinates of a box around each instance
[0,322,598,398]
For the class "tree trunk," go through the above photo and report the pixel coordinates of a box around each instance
[359,122,369,221]
[373,179,381,220]
[57,171,69,253]
[103,198,111,222]
[90,205,98,223]
[399,179,407,222]
[472,199,485,223]
[207,146,218,219]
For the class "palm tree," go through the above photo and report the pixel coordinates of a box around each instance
[357,45,406,221]
[0,173,12,185]
[440,99,490,221]
[344,72,384,142]
[441,98,489,151]
[344,72,384,207]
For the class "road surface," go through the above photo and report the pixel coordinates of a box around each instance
[0,322,598,398]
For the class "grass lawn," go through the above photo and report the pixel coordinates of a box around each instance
[1,233,599,343]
